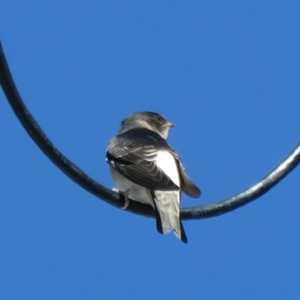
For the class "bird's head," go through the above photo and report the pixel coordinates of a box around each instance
[119,111,174,139]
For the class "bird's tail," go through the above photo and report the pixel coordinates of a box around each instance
[152,191,187,243]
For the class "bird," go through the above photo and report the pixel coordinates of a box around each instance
[106,112,201,243]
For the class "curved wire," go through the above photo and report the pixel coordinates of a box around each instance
[1,41,300,221]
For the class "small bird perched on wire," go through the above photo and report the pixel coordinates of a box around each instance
[106,112,201,243]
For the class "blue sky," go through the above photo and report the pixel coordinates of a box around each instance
[1,1,300,299]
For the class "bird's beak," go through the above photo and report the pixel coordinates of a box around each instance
[164,122,175,128]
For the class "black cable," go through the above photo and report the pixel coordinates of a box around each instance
[1,41,299,221]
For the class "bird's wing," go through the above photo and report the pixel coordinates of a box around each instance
[170,150,202,198]
[106,129,180,191]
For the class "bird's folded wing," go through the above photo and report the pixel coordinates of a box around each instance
[106,134,180,191]
[171,151,201,198]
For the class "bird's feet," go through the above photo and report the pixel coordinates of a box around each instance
[113,188,132,210]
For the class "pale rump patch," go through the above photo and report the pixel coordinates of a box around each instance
[155,150,180,187]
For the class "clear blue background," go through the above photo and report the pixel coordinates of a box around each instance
[1,1,300,299]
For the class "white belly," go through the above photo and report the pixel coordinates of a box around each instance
[110,167,154,207]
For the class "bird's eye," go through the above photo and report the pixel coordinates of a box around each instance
[156,116,164,124]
